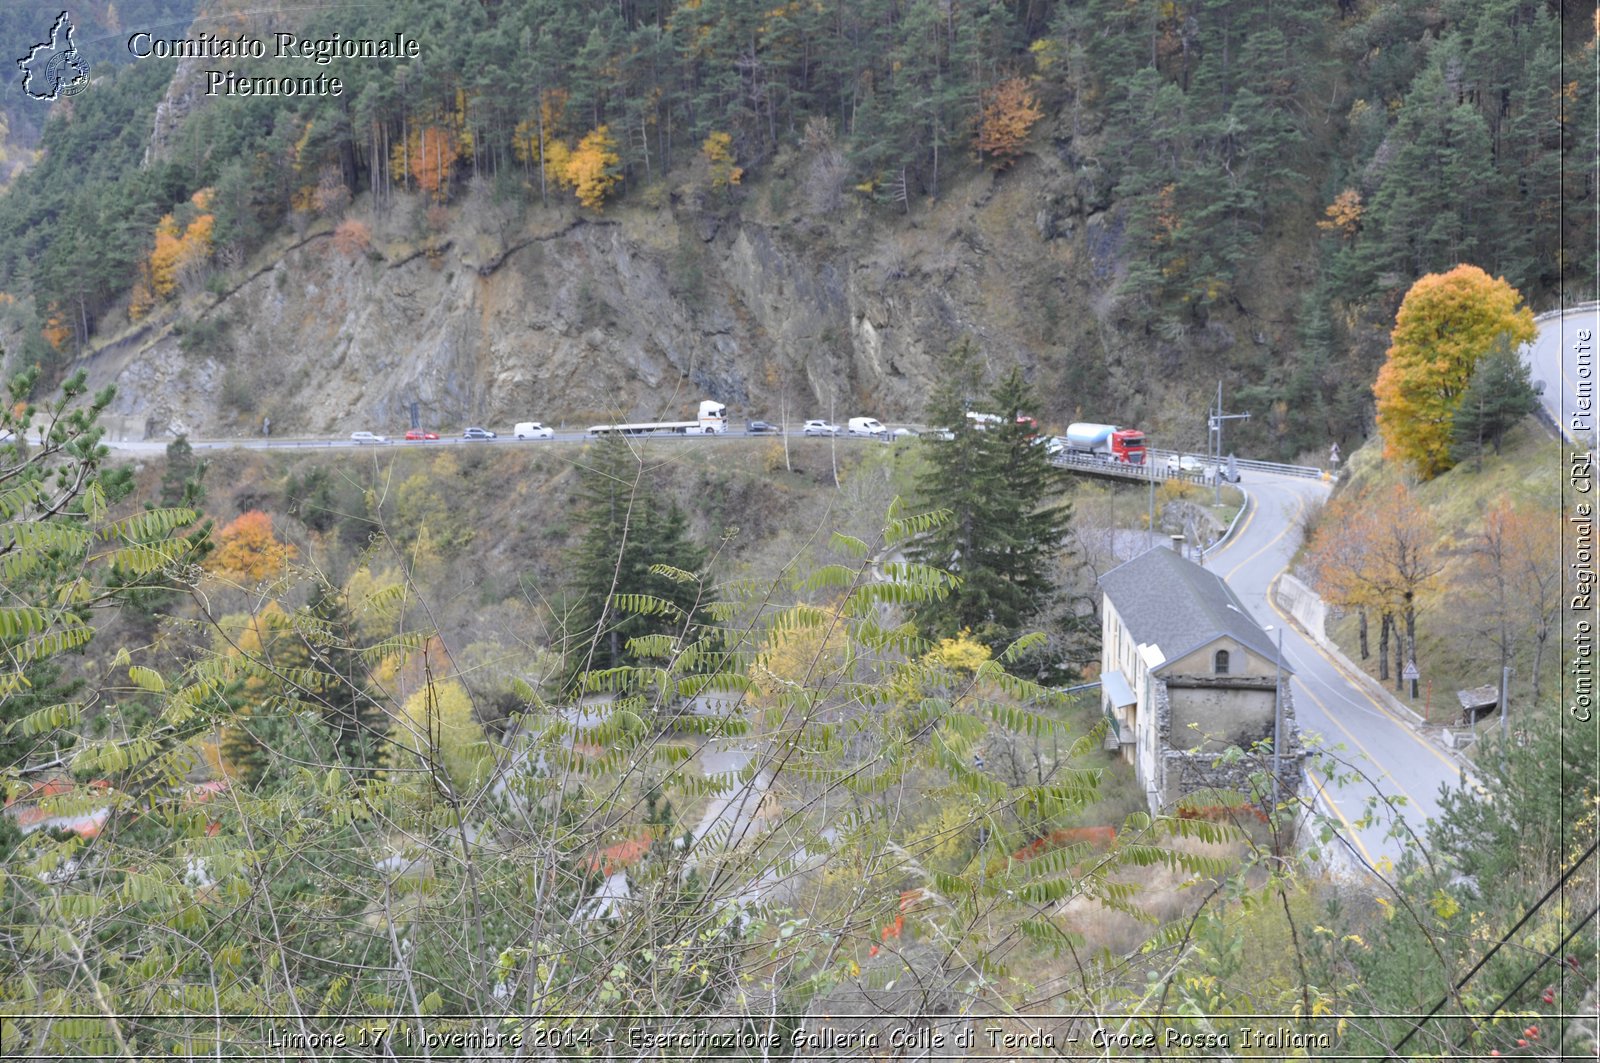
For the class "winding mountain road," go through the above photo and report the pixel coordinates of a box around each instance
[1527,303,1600,446]
[83,298,1586,873]
[1202,472,1463,873]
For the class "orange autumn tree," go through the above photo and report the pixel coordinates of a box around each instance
[975,77,1043,170]
[1373,264,1536,478]
[132,189,215,316]
[209,510,297,583]
[1472,498,1563,700]
[391,123,462,202]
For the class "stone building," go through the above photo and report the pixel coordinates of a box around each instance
[1097,545,1302,812]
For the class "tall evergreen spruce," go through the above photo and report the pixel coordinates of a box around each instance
[301,582,387,775]
[911,349,1072,653]
[1450,335,1539,470]
[563,436,707,685]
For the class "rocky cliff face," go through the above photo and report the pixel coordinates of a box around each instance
[89,127,1273,442]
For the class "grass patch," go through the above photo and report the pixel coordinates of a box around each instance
[1317,418,1565,724]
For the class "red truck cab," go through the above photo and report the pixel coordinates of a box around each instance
[1110,429,1146,464]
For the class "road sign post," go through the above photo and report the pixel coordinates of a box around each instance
[1402,660,1420,701]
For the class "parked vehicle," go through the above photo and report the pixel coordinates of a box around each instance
[847,417,886,437]
[1063,422,1147,464]
[463,427,498,440]
[405,429,440,441]
[587,400,727,436]
[746,420,780,434]
[350,431,389,444]
[514,422,554,440]
[802,419,841,436]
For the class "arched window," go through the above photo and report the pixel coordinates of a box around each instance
[1213,649,1230,675]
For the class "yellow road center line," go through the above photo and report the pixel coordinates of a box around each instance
[1290,656,1421,813]
[1265,581,1462,777]
[1222,490,1305,583]
[1308,768,1377,868]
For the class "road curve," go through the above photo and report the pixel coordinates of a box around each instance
[88,408,1476,871]
[1527,304,1600,447]
[1204,471,1465,873]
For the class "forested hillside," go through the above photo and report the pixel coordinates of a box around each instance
[0,0,1592,453]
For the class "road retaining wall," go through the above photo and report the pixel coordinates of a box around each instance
[1273,574,1429,729]
[1274,574,1330,650]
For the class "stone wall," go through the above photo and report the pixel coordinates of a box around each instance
[1149,674,1303,811]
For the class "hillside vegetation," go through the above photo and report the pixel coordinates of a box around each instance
[0,0,1592,459]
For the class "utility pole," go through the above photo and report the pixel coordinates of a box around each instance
[1208,381,1251,505]
[1148,472,1156,547]
[1267,624,1286,813]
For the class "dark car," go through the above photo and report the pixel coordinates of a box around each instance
[746,420,780,434]
[463,427,498,441]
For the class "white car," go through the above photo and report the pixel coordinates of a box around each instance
[514,422,554,440]
[1166,453,1206,475]
[802,419,841,436]
[350,431,388,445]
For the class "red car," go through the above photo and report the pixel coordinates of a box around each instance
[404,429,440,441]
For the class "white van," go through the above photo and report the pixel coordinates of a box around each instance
[513,422,554,440]
[847,417,886,437]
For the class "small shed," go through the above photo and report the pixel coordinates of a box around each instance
[1456,684,1500,725]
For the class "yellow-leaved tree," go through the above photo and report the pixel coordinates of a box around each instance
[558,125,621,211]
[387,678,488,793]
[702,131,743,190]
[1373,264,1536,478]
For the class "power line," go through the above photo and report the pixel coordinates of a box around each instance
[1468,903,1599,1039]
[1391,839,1597,1057]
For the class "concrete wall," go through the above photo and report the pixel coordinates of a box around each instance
[1275,574,1330,649]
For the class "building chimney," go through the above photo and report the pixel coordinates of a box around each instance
[1170,534,1186,558]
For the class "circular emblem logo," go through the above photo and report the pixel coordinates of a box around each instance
[46,49,90,97]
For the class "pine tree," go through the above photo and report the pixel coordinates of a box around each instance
[562,437,708,685]
[1450,334,1539,469]
[158,434,207,509]
[300,582,387,775]
[911,347,1073,654]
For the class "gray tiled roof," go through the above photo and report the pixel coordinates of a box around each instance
[1098,547,1290,673]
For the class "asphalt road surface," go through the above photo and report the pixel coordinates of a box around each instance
[1526,304,1600,447]
[1204,471,1468,875]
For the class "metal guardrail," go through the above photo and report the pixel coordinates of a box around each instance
[1047,447,1326,483]
[1145,447,1326,481]
[1533,301,1600,324]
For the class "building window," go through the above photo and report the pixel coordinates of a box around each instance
[1213,649,1230,675]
